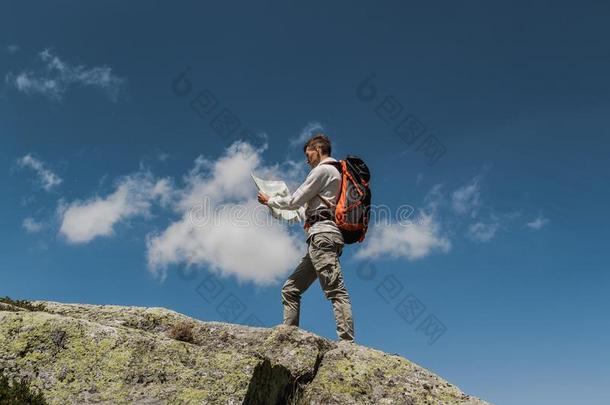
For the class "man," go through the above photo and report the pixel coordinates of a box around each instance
[257,134,355,342]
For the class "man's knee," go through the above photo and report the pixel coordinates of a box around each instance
[281,279,299,302]
[323,283,351,303]
[318,265,347,298]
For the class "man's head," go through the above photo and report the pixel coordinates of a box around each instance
[304,133,332,168]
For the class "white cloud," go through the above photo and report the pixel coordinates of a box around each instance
[22,217,44,233]
[5,48,125,101]
[7,44,20,54]
[52,140,305,286]
[289,121,324,148]
[58,172,173,244]
[146,140,305,285]
[526,215,549,230]
[354,184,452,261]
[175,144,262,212]
[146,199,303,285]
[451,176,481,216]
[467,221,499,242]
[17,154,63,191]
[354,212,451,261]
[352,172,524,257]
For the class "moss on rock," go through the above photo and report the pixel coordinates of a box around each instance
[0,300,492,404]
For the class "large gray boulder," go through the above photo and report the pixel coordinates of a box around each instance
[0,300,492,404]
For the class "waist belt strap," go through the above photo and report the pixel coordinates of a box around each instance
[304,208,335,230]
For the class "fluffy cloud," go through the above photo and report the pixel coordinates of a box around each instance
[353,170,545,257]
[17,154,63,191]
[146,141,305,285]
[146,199,303,285]
[354,211,451,261]
[354,183,451,261]
[5,48,125,101]
[51,139,306,286]
[58,172,173,244]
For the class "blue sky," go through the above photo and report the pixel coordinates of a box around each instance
[2,1,609,404]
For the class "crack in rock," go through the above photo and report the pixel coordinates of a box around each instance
[243,347,328,405]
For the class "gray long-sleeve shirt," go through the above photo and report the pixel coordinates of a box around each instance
[267,156,344,244]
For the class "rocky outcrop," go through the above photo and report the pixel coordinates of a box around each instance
[0,300,492,404]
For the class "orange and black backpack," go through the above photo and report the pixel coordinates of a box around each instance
[308,156,372,244]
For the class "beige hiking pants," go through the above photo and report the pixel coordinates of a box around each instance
[281,232,354,342]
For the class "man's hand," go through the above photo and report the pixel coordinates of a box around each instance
[257,191,270,205]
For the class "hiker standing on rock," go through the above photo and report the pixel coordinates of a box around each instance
[257,134,355,342]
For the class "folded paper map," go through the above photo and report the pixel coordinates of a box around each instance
[251,173,302,222]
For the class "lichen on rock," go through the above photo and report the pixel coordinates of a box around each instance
[0,300,493,404]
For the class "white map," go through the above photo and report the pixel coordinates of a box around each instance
[251,173,302,223]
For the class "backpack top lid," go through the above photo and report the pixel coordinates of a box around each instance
[344,155,370,184]
[320,155,370,184]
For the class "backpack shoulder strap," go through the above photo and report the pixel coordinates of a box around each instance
[319,160,342,174]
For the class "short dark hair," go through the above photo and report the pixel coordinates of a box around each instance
[303,133,331,156]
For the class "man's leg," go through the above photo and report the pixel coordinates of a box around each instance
[281,253,317,327]
[309,232,355,342]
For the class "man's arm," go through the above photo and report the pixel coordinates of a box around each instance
[257,192,306,223]
[266,167,323,211]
